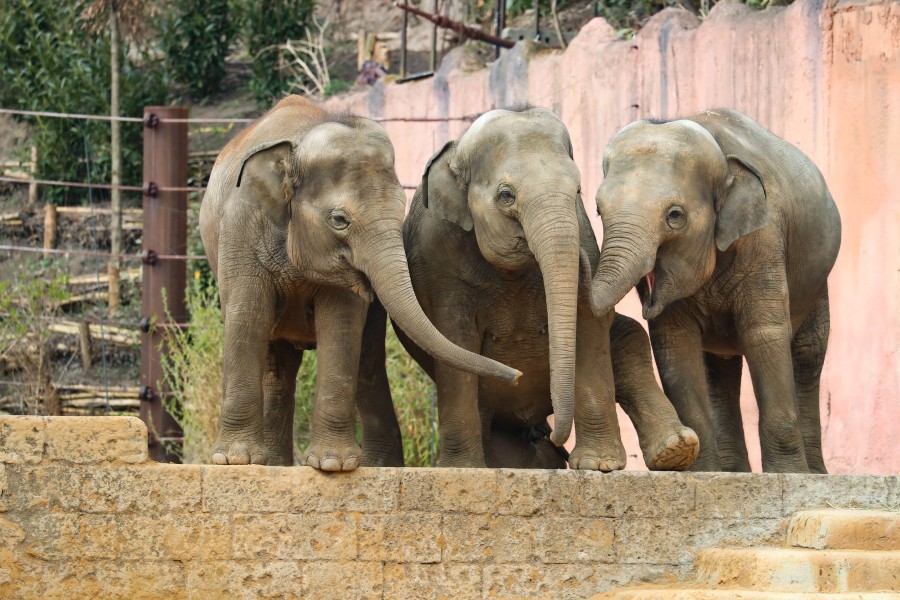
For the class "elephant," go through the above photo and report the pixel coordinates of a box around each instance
[589,108,841,473]
[199,95,520,470]
[358,107,698,470]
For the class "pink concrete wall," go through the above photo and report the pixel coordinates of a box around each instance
[326,0,900,474]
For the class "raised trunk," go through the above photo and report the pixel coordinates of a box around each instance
[590,222,657,318]
[357,228,521,384]
[520,197,580,447]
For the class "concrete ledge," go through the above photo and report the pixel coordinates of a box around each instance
[1,417,897,599]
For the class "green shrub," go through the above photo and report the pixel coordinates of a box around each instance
[243,0,316,106]
[0,0,168,204]
[0,261,70,415]
[159,0,237,101]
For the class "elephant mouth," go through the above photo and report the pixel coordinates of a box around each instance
[636,267,663,320]
[350,272,374,303]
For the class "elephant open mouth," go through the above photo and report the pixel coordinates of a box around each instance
[636,267,662,320]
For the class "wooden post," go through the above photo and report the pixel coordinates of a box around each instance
[27,145,38,206]
[78,321,92,372]
[43,203,57,255]
[107,262,120,315]
[140,106,187,463]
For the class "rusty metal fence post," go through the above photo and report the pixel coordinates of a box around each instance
[140,106,186,462]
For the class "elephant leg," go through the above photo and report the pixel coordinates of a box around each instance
[704,352,751,472]
[650,311,722,471]
[791,291,830,474]
[611,314,699,471]
[736,282,809,473]
[570,308,626,471]
[302,286,367,472]
[432,304,485,468]
[262,339,303,466]
[357,300,404,467]
[212,276,276,465]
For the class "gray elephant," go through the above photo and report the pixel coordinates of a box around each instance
[590,108,841,473]
[359,107,698,470]
[199,95,520,470]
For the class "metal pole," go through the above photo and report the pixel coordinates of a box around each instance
[400,7,408,78]
[140,106,186,463]
[534,0,540,41]
[495,0,505,59]
[430,0,439,71]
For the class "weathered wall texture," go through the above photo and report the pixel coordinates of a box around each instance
[2,418,897,599]
[326,0,900,474]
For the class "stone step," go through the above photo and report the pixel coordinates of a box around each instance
[788,510,900,551]
[591,588,900,599]
[694,547,900,593]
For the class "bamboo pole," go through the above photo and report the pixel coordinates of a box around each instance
[78,321,92,372]
[43,203,57,255]
[27,145,38,206]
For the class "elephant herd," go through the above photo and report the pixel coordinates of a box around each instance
[199,95,840,475]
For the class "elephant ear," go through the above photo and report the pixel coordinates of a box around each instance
[421,140,472,231]
[715,154,769,252]
[235,139,296,227]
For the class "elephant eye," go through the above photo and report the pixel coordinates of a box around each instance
[666,205,686,229]
[328,211,351,230]
[498,188,516,207]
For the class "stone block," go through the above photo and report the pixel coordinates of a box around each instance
[613,516,780,565]
[232,513,357,561]
[4,464,202,514]
[5,557,186,600]
[357,512,442,563]
[780,474,894,515]
[787,509,900,551]
[302,560,382,599]
[580,471,696,518]
[442,513,534,563]
[400,467,498,513]
[21,513,121,560]
[203,465,399,513]
[186,560,303,599]
[496,469,580,516]
[482,563,600,600]
[692,472,783,519]
[44,417,147,464]
[0,417,46,464]
[119,513,233,561]
[383,563,482,599]
[534,516,616,564]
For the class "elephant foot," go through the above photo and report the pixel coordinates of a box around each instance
[644,427,699,471]
[568,442,626,472]
[302,437,362,472]
[212,432,269,465]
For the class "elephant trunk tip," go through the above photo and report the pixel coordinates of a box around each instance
[549,423,571,448]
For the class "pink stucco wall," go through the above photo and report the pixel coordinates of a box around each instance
[326,0,900,474]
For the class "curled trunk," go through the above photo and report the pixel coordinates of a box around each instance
[357,228,522,384]
[590,222,657,318]
[521,197,580,447]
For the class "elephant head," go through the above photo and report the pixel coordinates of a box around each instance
[235,115,521,384]
[590,119,769,320]
[421,107,581,446]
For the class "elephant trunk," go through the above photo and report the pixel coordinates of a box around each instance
[520,195,580,447]
[356,225,522,384]
[590,219,657,318]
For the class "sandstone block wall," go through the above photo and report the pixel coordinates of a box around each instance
[324,0,900,475]
[2,417,897,599]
